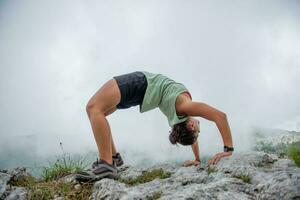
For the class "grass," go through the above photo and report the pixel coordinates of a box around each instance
[286,142,300,167]
[206,166,216,175]
[42,142,89,181]
[118,168,171,186]
[10,175,93,200]
[233,174,251,183]
[147,191,163,200]
[9,142,93,200]
[42,154,88,181]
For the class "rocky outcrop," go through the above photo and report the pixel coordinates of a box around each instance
[90,152,300,200]
[1,152,299,200]
[0,167,28,200]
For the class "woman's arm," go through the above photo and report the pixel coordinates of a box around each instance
[183,140,201,167]
[192,140,201,161]
[178,101,234,164]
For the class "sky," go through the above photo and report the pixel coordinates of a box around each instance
[0,0,300,170]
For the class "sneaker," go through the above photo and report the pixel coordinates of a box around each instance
[75,159,118,182]
[112,152,124,167]
[92,153,124,169]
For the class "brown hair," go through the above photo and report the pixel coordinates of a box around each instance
[169,120,197,146]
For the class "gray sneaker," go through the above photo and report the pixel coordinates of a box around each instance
[92,153,124,169]
[75,159,118,182]
[112,152,124,167]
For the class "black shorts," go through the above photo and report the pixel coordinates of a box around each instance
[113,71,148,109]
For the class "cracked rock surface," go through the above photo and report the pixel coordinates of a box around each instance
[1,152,299,200]
[0,167,28,200]
[90,152,300,200]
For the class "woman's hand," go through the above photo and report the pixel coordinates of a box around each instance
[207,152,232,165]
[183,159,201,167]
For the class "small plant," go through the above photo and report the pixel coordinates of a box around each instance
[233,174,251,183]
[286,142,300,167]
[9,142,94,200]
[206,166,216,175]
[42,142,89,181]
[147,191,163,200]
[118,168,171,186]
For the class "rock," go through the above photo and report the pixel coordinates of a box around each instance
[117,165,144,180]
[4,187,27,200]
[0,168,29,200]
[53,197,64,200]
[0,172,12,199]
[1,151,299,200]
[90,152,300,200]
[74,184,82,191]
[58,174,77,184]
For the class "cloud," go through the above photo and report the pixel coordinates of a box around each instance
[0,1,299,169]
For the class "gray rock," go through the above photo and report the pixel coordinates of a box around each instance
[74,184,82,191]
[1,152,299,200]
[0,168,29,200]
[53,197,64,200]
[4,187,27,200]
[58,174,77,184]
[90,152,300,200]
[0,172,12,199]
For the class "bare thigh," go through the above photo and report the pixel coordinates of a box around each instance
[87,78,121,114]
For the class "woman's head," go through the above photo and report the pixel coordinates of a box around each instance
[169,117,200,146]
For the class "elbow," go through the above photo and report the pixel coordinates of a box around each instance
[214,112,227,122]
[220,112,227,119]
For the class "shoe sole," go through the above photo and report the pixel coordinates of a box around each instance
[75,172,119,182]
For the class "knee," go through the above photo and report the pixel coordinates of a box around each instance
[86,102,103,118]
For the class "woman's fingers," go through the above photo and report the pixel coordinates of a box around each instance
[208,152,233,165]
[183,160,192,167]
[183,160,200,167]
[193,160,201,166]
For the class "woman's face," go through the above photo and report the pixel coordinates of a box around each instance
[187,117,200,137]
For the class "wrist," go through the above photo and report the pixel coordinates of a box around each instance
[224,145,234,152]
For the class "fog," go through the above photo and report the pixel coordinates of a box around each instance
[0,0,300,171]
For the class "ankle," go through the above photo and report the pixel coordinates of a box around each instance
[112,152,119,157]
[100,159,113,165]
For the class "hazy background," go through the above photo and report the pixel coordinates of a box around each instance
[1,0,300,173]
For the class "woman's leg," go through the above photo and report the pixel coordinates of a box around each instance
[104,107,118,157]
[86,79,121,165]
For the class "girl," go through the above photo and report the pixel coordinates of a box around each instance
[75,71,234,181]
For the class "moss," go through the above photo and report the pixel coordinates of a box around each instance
[206,166,216,175]
[233,174,251,183]
[118,168,171,186]
[147,191,163,200]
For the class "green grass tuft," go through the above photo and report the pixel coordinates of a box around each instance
[147,191,163,200]
[9,142,94,200]
[286,142,300,167]
[42,152,89,181]
[206,166,216,175]
[233,174,251,183]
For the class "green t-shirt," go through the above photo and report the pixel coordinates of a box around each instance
[139,71,189,127]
